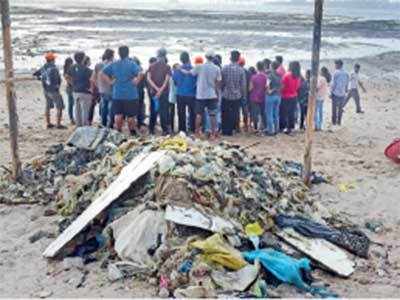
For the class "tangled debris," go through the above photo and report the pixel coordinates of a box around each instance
[0,127,371,298]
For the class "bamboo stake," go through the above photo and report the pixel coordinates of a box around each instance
[1,0,22,181]
[304,0,324,186]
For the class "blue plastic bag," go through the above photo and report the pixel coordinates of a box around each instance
[243,249,338,298]
[243,249,311,290]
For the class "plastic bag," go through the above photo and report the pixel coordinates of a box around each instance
[245,222,264,237]
[159,137,188,152]
[191,234,247,270]
[243,249,311,290]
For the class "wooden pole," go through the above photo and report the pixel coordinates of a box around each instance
[303,0,324,186]
[1,0,22,181]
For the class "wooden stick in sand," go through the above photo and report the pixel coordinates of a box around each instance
[304,0,324,186]
[1,0,22,181]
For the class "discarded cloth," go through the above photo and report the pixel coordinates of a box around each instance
[191,234,247,270]
[275,215,370,258]
[243,249,338,298]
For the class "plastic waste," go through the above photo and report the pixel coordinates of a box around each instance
[245,222,264,237]
[338,182,356,192]
[178,260,193,274]
[243,249,311,290]
[159,137,188,153]
[191,234,247,270]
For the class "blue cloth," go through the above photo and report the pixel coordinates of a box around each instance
[173,64,197,97]
[315,99,324,130]
[265,95,281,134]
[243,249,338,298]
[103,58,140,101]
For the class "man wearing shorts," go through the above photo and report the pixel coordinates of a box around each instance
[33,52,66,129]
[102,46,142,135]
[191,50,221,139]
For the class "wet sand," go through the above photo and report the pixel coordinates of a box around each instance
[0,51,400,297]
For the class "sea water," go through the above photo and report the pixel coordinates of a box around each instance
[3,0,400,72]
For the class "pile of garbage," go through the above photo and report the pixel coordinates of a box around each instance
[0,127,371,298]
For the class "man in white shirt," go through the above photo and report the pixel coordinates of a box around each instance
[344,63,367,114]
[191,50,222,139]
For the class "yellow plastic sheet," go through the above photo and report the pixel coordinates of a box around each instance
[338,182,356,193]
[191,234,247,270]
[245,222,264,237]
[159,137,188,152]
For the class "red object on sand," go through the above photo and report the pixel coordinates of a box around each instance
[384,139,400,164]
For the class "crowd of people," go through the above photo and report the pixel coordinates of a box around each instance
[33,46,366,139]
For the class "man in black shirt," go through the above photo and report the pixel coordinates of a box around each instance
[33,52,66,129]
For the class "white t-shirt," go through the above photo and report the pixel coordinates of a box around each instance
[349,72,359,90]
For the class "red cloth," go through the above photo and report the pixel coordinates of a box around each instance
[281,72,300,99]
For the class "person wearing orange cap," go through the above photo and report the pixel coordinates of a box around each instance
[194,55,204,65]
[33,52,66,129]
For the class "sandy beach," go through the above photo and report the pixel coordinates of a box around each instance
[0,50,399,297]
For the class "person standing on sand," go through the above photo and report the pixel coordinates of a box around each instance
[92,49,114,128]
[249,61,267,132]
[279,61,301,135]
[132,57,146,131]
[189,50,221,139]
[33,52,66,129]
[102,46,143,135]
[173,51,197,133]
[298,70,311,130]
[237,56,250,132]
[275,56,286,77]
[315,66,331,131]
[221,50,247,136]
[146,57,158,134]
[63,57,75,125]
[67,51,93,127]
[330,59,350,127]
[265,60,282,136]
[147,48,172,135]
[344,63,367,114]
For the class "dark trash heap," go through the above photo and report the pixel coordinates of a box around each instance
[0,127,370,298]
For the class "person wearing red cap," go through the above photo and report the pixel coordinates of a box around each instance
[33,52,66,129]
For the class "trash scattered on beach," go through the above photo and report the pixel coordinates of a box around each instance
[0,127,372,298]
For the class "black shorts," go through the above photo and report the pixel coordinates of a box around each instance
[195,99,218,116]
[112,100,139,118]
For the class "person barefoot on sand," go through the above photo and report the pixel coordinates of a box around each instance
[102,46,143,135]
[67,51,93,127]
[280,61,302,135]
[33,52,66,129]
[221,50,247,136]
[184,50,221,139]
[344,63,367,114]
